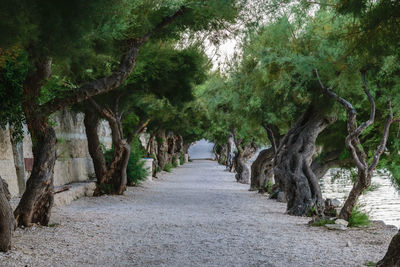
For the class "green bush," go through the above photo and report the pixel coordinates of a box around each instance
[172,156,178,167]
[104,138,148,186]
[349,206,371,227]
[180,153,185,165]
[164,163,172,172]
[311,218,335,227]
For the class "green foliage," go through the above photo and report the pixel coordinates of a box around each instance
[179,153,185,165]
[0,50,28,140]
[172,157,178,168]
[311,218,335,227]
[349,206,371,227]
[164,163,173,172]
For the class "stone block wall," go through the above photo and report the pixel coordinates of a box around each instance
[0,110,112,197]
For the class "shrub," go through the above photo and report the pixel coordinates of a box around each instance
[172,156,178,167]
[349,206,371,227]
[180,153,185,165]
[164,163,172,172]
[104,138,148,186]
[311,218,335,227]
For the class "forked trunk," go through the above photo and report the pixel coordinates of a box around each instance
[234,151,250,184]
[233,137,257,184]
[156,130,168,170]
[15,57,56,227]
[250,148,274,191]
[377,230,400,267]
[85,100,130,196]
[274,106,335,216]
[0,178,16,252]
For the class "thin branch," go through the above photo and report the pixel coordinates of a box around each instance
[369,101,395,171]
[315,69,366,170]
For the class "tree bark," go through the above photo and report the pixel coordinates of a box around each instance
[377,230,400,267]
[0,178,16,252]
[250,148,274,191]
[156,129,168,170]
[232,134,257,184]
[84,107,107,183]
[9,125,27,195]
[310,150,351,180]
[316,69,399,221]
[274,106,336,216]
[15,57,56,227]
[15,8,187,227]
[86,99,130,196]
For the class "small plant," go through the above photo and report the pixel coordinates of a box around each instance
[179,153,185,165]
[265,180,274,194]
[363,183,380,194]
[189,159,193,162]
[172,156,178,168]
[164,163,172,172]
[364,261,376,267]
[104,138,148,186]
[157,166,161,173]
[349,206,371,227]
[311,218,335,227]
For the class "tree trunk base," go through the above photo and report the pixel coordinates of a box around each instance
[0,178,16,252]
[377,230,400,267]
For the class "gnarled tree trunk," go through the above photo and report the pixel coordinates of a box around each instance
[156,129,168,170]
[0,178,16,252]
[274,106,336,216]
[85,99,130,196]
[232,134,257,184]
[377,230,400,267]
[15,57,57,227]
[250,148,274,191]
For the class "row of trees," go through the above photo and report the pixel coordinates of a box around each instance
[202,1,400,265]
[0,0,398,265]
[0,0,246,252]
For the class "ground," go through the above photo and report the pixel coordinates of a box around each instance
[0,160,397,267]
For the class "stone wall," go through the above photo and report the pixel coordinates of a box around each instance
[0,110,112,197]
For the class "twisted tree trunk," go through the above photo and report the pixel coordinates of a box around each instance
[156,129,168,170]
[274,106,336,216]
[377,230,400,267]
[233,134,257,184]
[15,9,186,227]
[0,178,16,252]
[85,99,130,196]
[250,148,274,191]
[15,58,56,227]
[316,69,399,221]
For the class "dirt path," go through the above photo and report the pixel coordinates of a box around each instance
[0,160,397,266]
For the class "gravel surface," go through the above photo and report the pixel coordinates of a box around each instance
[0,160,397,267]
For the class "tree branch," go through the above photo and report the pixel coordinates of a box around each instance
[40,6,187,116]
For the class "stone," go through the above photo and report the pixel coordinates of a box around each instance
[346,240,352,247]
[331,198,342,207]
[325,224,347,231]
[335,219,349,227]
[277,191,287,203]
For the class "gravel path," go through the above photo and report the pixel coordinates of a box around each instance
[0,160,397,267]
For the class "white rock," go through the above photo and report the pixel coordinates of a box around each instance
[346,240,352,247]
[335,219,349,227]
